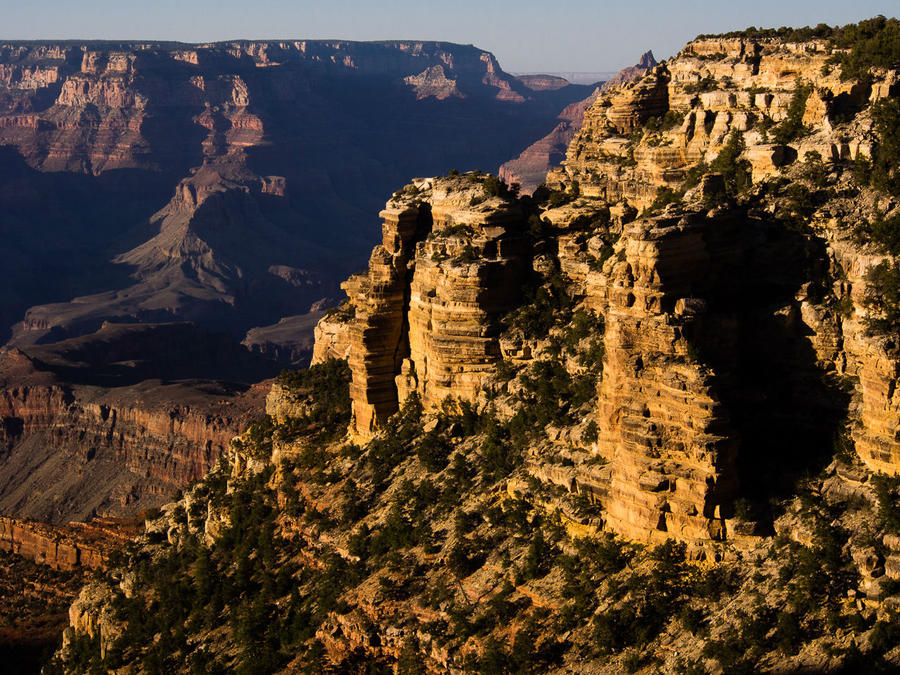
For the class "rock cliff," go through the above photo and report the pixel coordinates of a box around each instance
[0,40,595,349]
[337,175,528,438]
[322,31,900,544]
[0,324,270,523]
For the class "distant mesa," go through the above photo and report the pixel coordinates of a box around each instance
[0,38,595,355]
[515,73,572,91]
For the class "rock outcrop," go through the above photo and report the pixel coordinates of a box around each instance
[599,50,657,92]
[549,37,884,211]
[590,213,739,542]
[337,175,528,438]
[543,35,900,539]
[311,311,353,365]
[49,22,900,675]
[0,516,108,570]
[499,52,656,193]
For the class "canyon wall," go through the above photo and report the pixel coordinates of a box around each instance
[0,381,261,523]
[318,35,900,545]
[47,24,900,674]
[568,39,898,539]
[0,517,106,571]
[550,38,882,210]
[0,333,269,524]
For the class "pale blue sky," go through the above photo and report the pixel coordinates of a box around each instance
[1,0,897,72]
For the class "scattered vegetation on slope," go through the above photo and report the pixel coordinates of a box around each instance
[46,305,900,674]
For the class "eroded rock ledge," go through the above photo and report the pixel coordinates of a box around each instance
[339,175,528,438]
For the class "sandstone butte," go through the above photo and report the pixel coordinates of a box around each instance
[313,35,900,546]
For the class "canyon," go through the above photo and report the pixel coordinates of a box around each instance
[18,16,900,675]
[0,39,595,532]
[0,39,595,349]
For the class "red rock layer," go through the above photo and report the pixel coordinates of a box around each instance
[0,378,267,523]
[0,517,105,571]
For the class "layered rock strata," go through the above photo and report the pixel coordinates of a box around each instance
[549,37,890,211]
[0,516,107,570]
[544,36,900,502]
[0,382,263,523]
[827,239,900,474]
[338,176,527,438]
[590,213,739,542]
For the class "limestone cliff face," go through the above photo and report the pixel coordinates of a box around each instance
[590,214,738,542]
[313,35,900,545]
[330,176,528,438]
[546,37,900,542]
[550,37,887,211]
[826,238,900,475]
[311,313,351,365]
[400,186,528,410]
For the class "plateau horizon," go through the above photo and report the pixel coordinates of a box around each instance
[1,0,898,72]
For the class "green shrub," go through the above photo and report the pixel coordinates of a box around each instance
[869,98,900,196]
[872,473,900,533]
[799,151,828,187]
[710,131,752,196]
[829,16,900,82]
[863,261,900,336]
[683,76,717,94]
[868,213,900,254]
[772,82,812,145]
[547,190,572,208]
[662,109,687,130]
[483,174,509,198]
[696,23,835,43]
[646,186,681,214]
[454,242,479,264]
[416,429,451,472]
[275,359,352,441]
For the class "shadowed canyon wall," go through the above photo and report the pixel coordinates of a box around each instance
[0,40,595,347]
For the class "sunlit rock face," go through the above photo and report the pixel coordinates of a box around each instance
[329,176,527,439]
